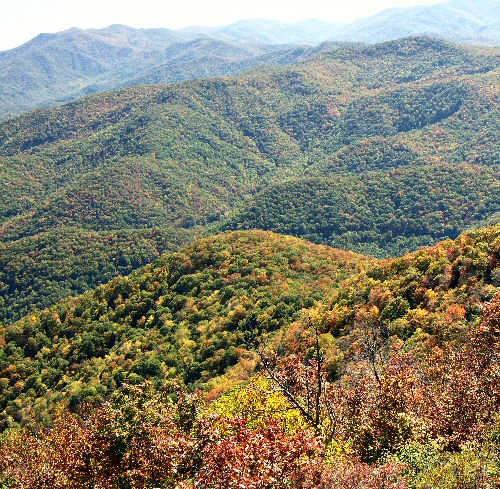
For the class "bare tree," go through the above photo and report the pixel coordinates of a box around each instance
[258,318,337,442]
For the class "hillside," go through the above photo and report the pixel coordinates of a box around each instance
[0,230,367,427]
[0,36,498,323]
[0,225,499,487]
[221,164,500,257]
[1,224,498,427]
[0,227,196,323]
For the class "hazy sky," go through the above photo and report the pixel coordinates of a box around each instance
[0,0,446,51]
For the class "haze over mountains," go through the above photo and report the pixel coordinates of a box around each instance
[0,27,323,120]
[190,0,499,45]
[0,0,498,119]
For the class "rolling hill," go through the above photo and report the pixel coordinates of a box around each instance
[1,223,498,427]
[0,223,499,486]
[0,36,498,323]
[220,164,500,257]
[0,230,369,427]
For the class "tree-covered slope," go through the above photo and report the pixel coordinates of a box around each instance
[0,227,196,323]
[0,36,498,323]
[221,164,500,257]
[1,224,499,487]
[0,230,367,428]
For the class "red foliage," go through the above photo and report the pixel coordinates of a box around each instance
[195,418,323,488]
[318,460,408,489]
[0,386,194,488]
[419,294,500,448]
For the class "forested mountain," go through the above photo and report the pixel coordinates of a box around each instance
[0,9,499,482]
[221,165,500,257]
[1,225,499,486]
[0,230,368,427]
[0,25,316,120]
[0,36,498,323]
[1,0,498,119]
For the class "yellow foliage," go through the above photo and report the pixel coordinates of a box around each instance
[207,374,307,435]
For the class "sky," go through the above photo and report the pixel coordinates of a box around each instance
[0,0,447,51]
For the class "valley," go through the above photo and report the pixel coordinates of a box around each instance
[0,36,498,323]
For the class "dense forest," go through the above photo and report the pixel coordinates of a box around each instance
[0,227,196,323]
[0,230,368,427]
[0,225,499,487]
[221,164,500,256]
[0,36,498,323]
[0,23,498,487]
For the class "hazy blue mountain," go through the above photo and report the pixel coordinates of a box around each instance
[187,0,499,45]
[332,0,500,44]
[201,19,346,45]
[0,27,309,120]
[0,0,498,119]
[114,40,328,87]
[0,26,185,118]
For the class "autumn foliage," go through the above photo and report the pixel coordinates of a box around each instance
[0,384,197,488]
[1,227,500,487]
[0,387,410,489]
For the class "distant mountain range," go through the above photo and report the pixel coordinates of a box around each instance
[0,27,325,120]
[184,0,499,45]
[0,0,498,119]
[330,0,499,45]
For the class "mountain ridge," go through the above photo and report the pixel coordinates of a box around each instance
[0,0,499,119]
[0,36,497,323]
[0,223,498,429]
